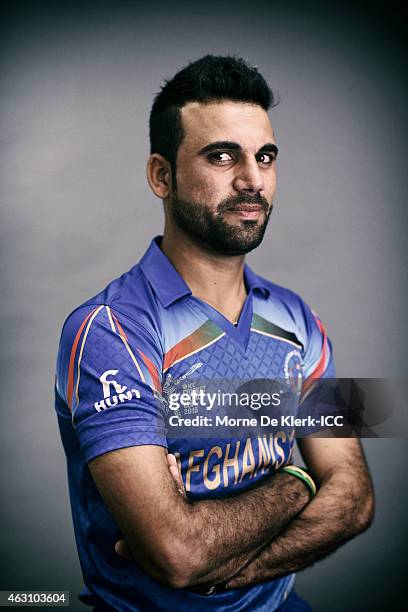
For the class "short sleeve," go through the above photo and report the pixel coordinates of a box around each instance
[55,304,167,462]
[301,307,335,401]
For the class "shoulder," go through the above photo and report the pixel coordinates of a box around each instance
[55,264,166,409]
[253,273,335,377]
[253,273,322,347]
[59,261,164,349]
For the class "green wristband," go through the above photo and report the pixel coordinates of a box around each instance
[280,465,317,498]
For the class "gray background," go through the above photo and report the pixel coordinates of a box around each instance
[1,1,406,610]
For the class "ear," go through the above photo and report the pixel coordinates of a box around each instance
[146,154,173,199]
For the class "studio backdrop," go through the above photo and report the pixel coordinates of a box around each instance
[1,2,406,611]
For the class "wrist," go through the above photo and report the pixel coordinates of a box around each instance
[272,470,310,509]
[280,465,317,501]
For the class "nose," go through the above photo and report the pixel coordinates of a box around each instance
[232,156,264,194]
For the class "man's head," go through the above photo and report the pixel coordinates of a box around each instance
[147,55,279,256]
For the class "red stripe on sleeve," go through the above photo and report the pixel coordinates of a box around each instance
[301,316,328,395]
[112,311,161,391]
[112,313,129,342]
[67,307,97,411]
[138,349,162,393]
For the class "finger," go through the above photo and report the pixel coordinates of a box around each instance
[168,453,183,480]
[169,465,184,489]
[114,539,133,560]
[167,453,178,467]
[169,465,187,498]
[169,464,183,487]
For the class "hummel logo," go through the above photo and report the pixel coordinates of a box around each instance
[94,369,141,412]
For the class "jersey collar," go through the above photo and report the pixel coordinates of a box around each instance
[243,264,270,298]
[140,236,270,308]
[139,237,192,308]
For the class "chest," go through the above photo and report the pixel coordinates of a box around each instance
[162,318,303,499]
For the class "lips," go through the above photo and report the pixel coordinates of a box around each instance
[218,194,271,217]
[225,205,266,221]
[228,204,264,212]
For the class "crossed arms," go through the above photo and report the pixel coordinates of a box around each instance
[88,437,374,590]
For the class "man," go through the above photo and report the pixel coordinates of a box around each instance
[55,55,374,611]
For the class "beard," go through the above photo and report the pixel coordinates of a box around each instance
[169,191,273,256]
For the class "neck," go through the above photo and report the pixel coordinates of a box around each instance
[161,226,248,323]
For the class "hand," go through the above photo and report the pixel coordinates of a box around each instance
[167,453,186,499]
[114,453,185,560]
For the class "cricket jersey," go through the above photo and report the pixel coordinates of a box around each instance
[55,236,335,611]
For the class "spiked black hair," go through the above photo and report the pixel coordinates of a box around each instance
[149,55,278,173]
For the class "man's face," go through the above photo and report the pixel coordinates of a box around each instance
[169,100,277,256]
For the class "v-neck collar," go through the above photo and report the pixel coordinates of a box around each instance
[187,290,254,353]
[139,237,271,351]
[140,237,270,306]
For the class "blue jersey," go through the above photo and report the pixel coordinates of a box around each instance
[55,237,335,611]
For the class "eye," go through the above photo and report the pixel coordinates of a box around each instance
[208,151,234,164]
[256,152,275,165]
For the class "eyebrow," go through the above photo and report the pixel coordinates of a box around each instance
[199,141,279,157]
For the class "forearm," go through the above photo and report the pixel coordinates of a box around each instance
[92,446,310,589]
[185,471,310,585]
[224,467,374,589]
